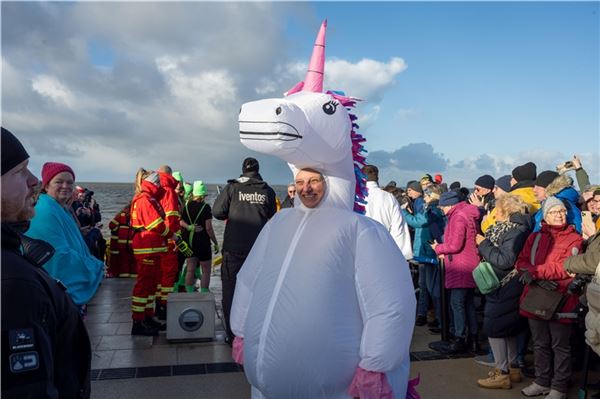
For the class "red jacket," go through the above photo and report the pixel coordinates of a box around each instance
[516,222,583,322]
[108,203,133,251]
[130,180,169,257]
[158,172,181,235]
[435,201,481,289]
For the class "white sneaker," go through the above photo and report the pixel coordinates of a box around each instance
[521,382,551,397]
[544,389,567,399]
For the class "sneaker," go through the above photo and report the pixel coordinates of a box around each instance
[544,389,567,399]
[474,354,495,368]
[477,369,511,389]
[521,382,550,397]
[509,367,522,383]
[131,320,159,336]
[415,315,427,326]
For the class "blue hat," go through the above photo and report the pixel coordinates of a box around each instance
[439,191,461,207]
[495,175,512,192]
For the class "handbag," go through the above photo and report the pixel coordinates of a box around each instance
[473,261,499,294]
[520,284,564,320]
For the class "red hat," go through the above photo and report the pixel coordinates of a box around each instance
[41,162,75,188]
[434,174,443,184]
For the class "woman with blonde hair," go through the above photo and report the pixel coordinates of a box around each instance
[475,194,532,390]
[180,181,219,292]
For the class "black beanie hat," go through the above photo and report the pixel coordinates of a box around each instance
[535,170,559,188]
[474,174,495,190]
[449,181,461,190]
[511,162,537,182]
[407,180,423,194]
[242,157,259,173]
[1,127,29,176]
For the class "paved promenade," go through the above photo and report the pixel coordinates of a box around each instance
[88,276,597,398]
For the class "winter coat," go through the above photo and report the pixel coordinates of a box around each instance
[402,202,446,263]
[158,172,181,234]
[435,201,481,288]
[130,180,169,258]
[27,194,104,305]
[516,222,583,323]
[479,213,532,338]
[481,182,540,233]
[213,171,277,255]
[533,175,582,233]
[564,233,600,355]
[2,222,92,399]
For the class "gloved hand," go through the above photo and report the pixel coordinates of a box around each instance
[213,242,220,254]
[174,231,194,258]
[568,274,593,294]
[536,280,559,291]
[519,269,534,285]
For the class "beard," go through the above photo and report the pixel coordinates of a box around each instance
[1,197,35,222]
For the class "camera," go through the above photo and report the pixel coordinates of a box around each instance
[567,273,593,294]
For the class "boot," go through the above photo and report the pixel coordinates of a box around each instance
[468,334,481,354]
[508,367,522,383]
[155,303,167,321]
[448,337,467,354]
[131,320,159,336]
[477,369,511,389]
[146,317,166,331]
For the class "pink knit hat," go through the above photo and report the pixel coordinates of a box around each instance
[41,162,75,188]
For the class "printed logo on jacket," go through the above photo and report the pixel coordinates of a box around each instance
[239,191,267,204]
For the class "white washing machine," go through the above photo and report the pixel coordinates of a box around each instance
[166,292,215,341]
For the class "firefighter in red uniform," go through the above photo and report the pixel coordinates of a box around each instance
[156,166,182,320]
[130,170,171,336]
[107,202,137,278]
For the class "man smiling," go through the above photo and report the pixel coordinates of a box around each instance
[294,168,326,209]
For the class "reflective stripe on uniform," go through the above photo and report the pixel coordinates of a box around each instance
[165,210,180,217]
[146,217,163,231]
[133,247,168,255]
[132,305,146,312]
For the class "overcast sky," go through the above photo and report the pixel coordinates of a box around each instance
[2,2,598,188]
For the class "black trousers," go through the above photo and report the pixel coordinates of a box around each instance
[220,251,247,340]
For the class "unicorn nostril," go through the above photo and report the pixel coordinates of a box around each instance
[275,107,282,115]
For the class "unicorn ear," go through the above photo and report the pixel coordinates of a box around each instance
[284,81,304,96]
[302,19,327,93]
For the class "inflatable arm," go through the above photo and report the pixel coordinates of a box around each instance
[354,224,416,371]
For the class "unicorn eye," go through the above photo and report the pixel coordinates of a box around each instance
[322,101,338,115]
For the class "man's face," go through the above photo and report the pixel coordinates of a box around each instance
[533,185,547,202]
[474,185,492,197]
[287,186,296,199]
[295,169,326,209]
[407,188,421,199]
[45,171,74,205]
[1,159,39,222]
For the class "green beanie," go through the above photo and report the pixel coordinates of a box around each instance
[193,180,207,196]
[172,171,183,182]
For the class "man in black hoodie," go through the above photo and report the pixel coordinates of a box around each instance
[1,127,91,398]
[213,157,276,344]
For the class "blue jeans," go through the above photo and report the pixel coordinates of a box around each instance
[450,288,478,339]
[420,263,442,323]
[417,264,431,317]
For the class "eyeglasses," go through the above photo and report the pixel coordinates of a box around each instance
[547,209,567,216]
[295,177,324,189]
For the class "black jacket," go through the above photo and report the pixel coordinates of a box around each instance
[1,222,91,399]
[281,195,294,209]
[479,213,532,338]
[212,172,276,255]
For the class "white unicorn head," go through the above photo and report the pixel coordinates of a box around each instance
[239,20,367,212]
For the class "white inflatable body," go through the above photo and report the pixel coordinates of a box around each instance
[232,20,416,398]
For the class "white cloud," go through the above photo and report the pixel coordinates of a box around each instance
[31,75,75,108]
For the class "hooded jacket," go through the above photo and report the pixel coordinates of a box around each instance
[212,171,276,255]
[532,175,582,233]
[158,172,181,235]
[130,180,169,257]
[435,201,481,288]
[516,222,583,323]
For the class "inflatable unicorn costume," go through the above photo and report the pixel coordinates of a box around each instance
[231,20,417,399]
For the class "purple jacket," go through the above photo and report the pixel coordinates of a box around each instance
[435,201,481,289]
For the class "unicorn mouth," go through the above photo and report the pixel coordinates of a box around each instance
[239,121,303,141]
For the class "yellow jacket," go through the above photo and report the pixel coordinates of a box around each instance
[481,186,540,233]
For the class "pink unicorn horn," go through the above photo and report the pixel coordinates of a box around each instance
[302,19,327,93]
